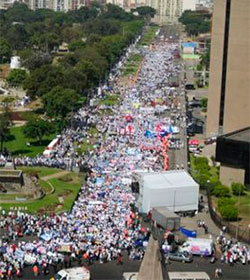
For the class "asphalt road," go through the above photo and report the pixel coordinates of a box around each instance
[8,254,249,280]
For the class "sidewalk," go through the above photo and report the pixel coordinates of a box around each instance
[181,195,230,241]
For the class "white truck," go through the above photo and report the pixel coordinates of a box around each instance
[50,267,90,280]
[179,238,214,256]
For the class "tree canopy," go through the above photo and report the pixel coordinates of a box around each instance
[179,10,211,36]
[23,119,54,144]
[42,86,80,119]
[1,3,144,119]
[133,6,156,18]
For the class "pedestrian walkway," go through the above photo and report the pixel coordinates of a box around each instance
[41,170,69,181]
[181,195,229,240]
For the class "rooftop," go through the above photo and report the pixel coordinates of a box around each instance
[220,127,250,143]
[152,207,179,218]
[137,170,199,189]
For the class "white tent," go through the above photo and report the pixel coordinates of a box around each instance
[136,170,199,213]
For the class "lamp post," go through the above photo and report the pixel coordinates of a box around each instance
[206,180,211,194]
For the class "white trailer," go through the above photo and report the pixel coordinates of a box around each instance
[135,170,199,214]
[179,238,214,256]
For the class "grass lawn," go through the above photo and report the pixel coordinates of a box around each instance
[99,94,120,106]
[122,54,143,77]
[139,25,159,46]
[0,169,83,214]
[19,166,61,177]
[233,191,250,221]
[4,126,56,157]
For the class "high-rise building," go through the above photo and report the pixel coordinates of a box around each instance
[147,0,183,24]
[207,0,250,186]
[206,0,250,138]
[182,0,197,12]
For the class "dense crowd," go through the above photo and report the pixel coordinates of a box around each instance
[0,39,196,279]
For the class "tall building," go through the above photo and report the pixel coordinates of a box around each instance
[147,0,183,24]
[207,0,250,186]
[182,0,197,11]
[206,0,250,138]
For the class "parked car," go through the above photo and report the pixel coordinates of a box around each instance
[188,100,202,107]
[204,137,217,145]
[167,251,193,263]
[185,84,195,90]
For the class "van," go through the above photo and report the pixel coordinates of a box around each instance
[179,238,214,256]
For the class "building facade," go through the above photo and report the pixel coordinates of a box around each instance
[206,0,250,138]
[147,0,183,24]
[0,0,90,10]
[216,127,250,186]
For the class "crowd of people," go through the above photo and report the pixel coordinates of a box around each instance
[0,36,185,278]
[0,31,249,280]
[216,232,250,265]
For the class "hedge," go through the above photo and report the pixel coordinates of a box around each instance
[231,182,246,196]
[218,204,238,221]
[213,185,230,197]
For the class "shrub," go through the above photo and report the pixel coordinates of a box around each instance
[231,182,246,196]
[217,197,235,208]
[218,204,238,221]
[194,156,209,167]
[201,97,208,109]
[195,172,210,189]
[213,185,230,197]
[209,176,221,188]
[59,174,72,182]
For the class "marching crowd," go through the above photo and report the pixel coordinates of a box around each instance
[0,39,184,278]
[1,34,248,279]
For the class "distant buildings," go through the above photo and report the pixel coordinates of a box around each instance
[0,0,184,24]
[0,0,91,11]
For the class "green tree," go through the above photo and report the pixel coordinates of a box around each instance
[6,24,29,50]
[0,38,12,63]
[133,6,156,18]
[23,65,65,98]
[75,59,100,88]
[19,49,51,71]
[6,69,27,87]
[218,204,238,221]
[231,182,246,196]
[42,86,80,119]
[23,119,53,145]
[0,107,12,152]
[213,185,230,197]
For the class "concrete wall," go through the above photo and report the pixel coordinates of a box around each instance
[206,0,226,137]
[206,0,250,137]
[223,0,250,134]
[220,164,245,186]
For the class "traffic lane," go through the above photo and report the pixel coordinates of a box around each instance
[159,24,181,41]
[90,257,141,280]
[167,257,249,280]
[9,253,141,280]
